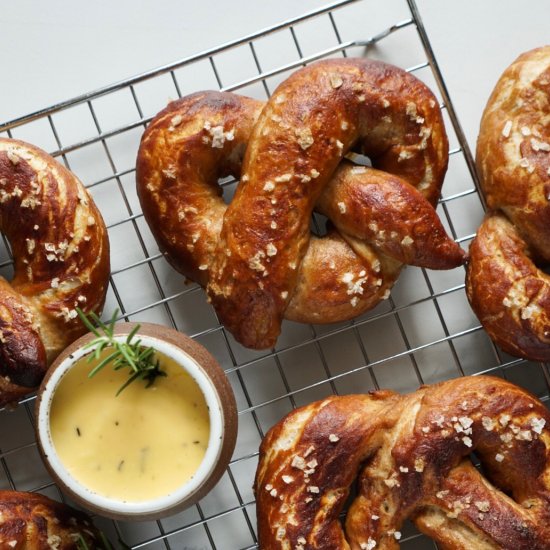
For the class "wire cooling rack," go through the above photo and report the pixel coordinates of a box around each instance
[1,0,549,548]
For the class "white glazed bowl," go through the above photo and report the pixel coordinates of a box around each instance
[35,322,237,521]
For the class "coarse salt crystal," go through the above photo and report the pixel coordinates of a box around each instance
[304,445,315,458]
[7,149,19,165]
[170,114,183,127]
[499,414,511,427]
[330,74,343,89]
[266,243,277,257]
[481,416,495,431]
[502,120,512,138]
[296,128,314,150]
[531,138,550,152]
[360,538,377,550]
[342,272,354,283]
[531,417,546,434]
[475,501,490,512]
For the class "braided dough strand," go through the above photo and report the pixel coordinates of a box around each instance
[0,139,110,404]
[138,59,463,349]
[255,376,550,549]
[468,46,550,360]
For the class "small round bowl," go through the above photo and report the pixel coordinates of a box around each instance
[35,322,237,521]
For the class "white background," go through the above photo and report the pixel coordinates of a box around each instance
[2,0,549,150]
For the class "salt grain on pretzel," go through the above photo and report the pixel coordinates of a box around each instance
[137,58,464,349]
[467,46,550,360]
[255,376,550,549]
[0,138,110,405]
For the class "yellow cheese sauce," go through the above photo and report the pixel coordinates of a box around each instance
[49,349,210,502]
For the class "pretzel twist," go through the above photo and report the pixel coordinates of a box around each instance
[255,376,550,549]
[137,58,464,349]
[0,490,103,548]
[0,138,110,405]
[467,46,550,360]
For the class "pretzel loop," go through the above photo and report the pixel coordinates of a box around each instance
[137,58,463,349]
[0,139,110,405]
[467,46,550,360]
[255,376,550,549]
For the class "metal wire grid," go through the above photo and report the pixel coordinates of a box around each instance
[1,0,549,548]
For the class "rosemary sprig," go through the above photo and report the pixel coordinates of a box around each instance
[76,531,131,549]
[76,308,166,396]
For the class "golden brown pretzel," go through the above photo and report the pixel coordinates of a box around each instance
[467,46,550,360]
[255,376,550,549]
[0,490,104,549]
[137,58,464,349]
[0,138,110,405]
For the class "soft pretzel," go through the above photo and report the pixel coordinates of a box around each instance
[137,58,464,349]
[255,375,550,549]
[0,138,110,405]
[0,490,104,548]
[467,46,550,360]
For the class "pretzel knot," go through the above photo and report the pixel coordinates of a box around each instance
[254,376,550,549]
[137,58,464,349]
[0,138,110,405]
[467,46,550,360]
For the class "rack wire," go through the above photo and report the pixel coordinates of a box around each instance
[1,0,549,548]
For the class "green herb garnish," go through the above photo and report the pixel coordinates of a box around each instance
[76,308,166,396]
[75,531,130,550]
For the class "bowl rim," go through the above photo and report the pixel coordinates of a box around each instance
[36,329,225,516]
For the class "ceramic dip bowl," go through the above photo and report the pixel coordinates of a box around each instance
[36,322,237,521]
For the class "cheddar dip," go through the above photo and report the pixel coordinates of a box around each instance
[49,348,210,503]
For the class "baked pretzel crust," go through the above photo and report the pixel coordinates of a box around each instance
[0,491,103,549]
[0,138,110,404]
[137,58,463,349]
[468,46,550,360]
[255,376,550,549]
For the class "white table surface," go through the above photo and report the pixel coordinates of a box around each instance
[2,0,549,151]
